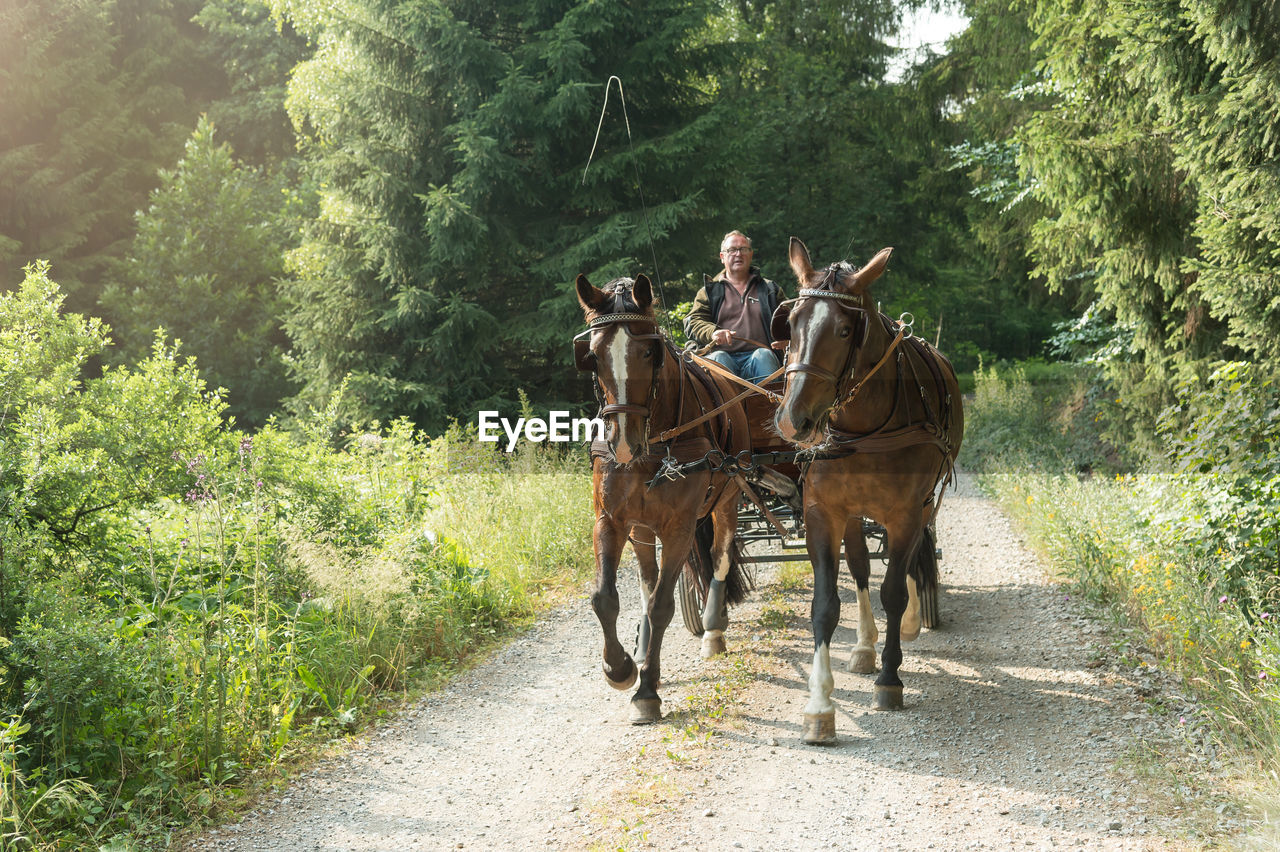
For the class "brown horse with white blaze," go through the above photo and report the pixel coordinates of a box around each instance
[773,238,963,744]
[575,272,753,724]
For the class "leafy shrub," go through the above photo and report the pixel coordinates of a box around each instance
[0,266,596,848]
[1158,362,1280,607]
[962,359,1119,474]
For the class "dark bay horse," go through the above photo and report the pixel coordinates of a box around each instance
[772,238,963,744]
[575,273,753,723]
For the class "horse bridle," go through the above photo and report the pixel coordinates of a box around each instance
[776,266,871,404]
[574,310,666,439]
[774,265,912,413]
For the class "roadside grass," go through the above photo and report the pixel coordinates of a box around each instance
[3,412,594,850]
[967,363,1280,843]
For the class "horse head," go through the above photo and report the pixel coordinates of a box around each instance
[575,273,663,465]
[773,237,892,445]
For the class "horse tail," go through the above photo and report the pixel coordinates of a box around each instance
[723,532,753,606]
[691,515,754,607]
[912,524,940,595]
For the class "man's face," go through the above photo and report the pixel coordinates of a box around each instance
[720,238,753,276]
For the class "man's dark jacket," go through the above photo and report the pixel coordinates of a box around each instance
[683,269,785,347]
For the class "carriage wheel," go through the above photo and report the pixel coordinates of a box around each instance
[676,552,708,637]
[918,525,941,629]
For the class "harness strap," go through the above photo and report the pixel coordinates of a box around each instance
[684,350,783,401]
[654,360,785,444]
[785,360,842,386]
[600,403,650,417]
[731,474,791,539]
[834,323,908,412]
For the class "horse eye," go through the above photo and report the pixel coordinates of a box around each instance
[838,326,852,339]
[641,349,653,359]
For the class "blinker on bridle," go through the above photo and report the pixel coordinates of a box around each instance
[776,264,914,415]
[573,309,665,426]
[780,266,871,395]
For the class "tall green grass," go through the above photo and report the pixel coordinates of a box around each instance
[0,263,598,848]
[2,424,593,849]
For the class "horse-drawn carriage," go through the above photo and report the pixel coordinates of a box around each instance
[575,238,962,742]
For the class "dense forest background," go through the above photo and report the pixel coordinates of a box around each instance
[7,0,1279,435]
[8,0,1276,437]
[0,0,1055,433]
[4,1,1280,846]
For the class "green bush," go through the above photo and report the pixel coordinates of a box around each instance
[962,359,1120,475]
[1158,362,1280,607]
[0,265,596,848]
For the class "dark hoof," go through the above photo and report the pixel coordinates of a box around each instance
[604,658,637,691]
[846,648,877,674]
[629,697,662,724]
[802,711,837,744]
[873,684,904,711]
[700,630,727,659]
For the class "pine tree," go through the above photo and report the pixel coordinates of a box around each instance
[0,0,221,310]
[100,118,299,427]
[271,0,745,430]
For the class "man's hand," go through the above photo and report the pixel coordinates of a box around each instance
[712,329,735,347]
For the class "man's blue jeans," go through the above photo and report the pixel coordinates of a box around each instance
[706,348,782,383]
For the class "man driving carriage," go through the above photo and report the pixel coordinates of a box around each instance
[683,230,786,383]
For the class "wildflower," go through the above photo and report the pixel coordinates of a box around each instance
[240,436,253,456]
[255,480,264,490]
[1220,596,1228,604]
[1262,613,1272,621]
[1261,672,1269,680]
[1241,639,1251,650]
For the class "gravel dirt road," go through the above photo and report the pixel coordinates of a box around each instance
[184,474,1236,851]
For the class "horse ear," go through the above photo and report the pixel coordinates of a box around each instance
[851,248,893,295]
[789,237,815,283]
[633,274,654,310]
[575,274,607,311]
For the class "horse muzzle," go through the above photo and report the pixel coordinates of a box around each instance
[775,383,830,446]
[602,404,649,465]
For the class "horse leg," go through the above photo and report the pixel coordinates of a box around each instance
[844,522,878,674]
[591,517,636,691]
[631,529,658,665]
[803,512,842,744]
[700,504,736,659]
[874,520,925,711]
[630,527,693,724]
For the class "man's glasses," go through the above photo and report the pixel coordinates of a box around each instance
[721,246,752,255]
